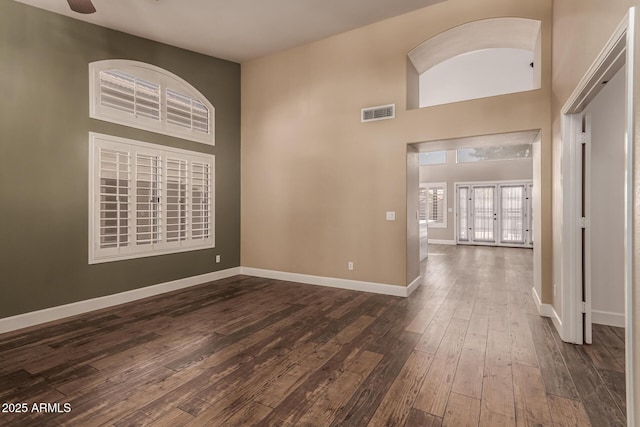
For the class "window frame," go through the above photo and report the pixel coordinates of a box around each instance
[89,60,215,146]
[421,182,448,229]
[88,132,215,264]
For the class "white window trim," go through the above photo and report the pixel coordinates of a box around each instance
[421,182,447,229]
[89,60,215,146]
[88,132,215,264]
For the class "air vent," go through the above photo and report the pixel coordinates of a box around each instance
[361,104,395,122]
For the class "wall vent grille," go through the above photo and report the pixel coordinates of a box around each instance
[361,104,395,122]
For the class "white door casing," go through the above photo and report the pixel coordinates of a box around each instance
[559,8,635,425]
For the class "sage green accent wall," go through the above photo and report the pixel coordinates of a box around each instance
[0,1,241,318]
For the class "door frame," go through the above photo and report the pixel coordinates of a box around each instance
[559,8,635,424]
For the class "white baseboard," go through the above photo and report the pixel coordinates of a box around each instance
[407,275,423,296]
[532,286,547,314]
[532,286,564,339]
[428,239,456,245]
[0,267,241,335]
[240,267,413,297]
[592,310,625,328]
[0,266,419,335]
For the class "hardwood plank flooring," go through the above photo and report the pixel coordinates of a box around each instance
[0,245,626,426]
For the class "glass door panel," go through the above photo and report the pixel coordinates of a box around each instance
[472,186,495,242]
[458,186,469,242]
[500,185,525,244]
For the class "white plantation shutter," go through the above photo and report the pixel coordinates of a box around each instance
[90,134,214,264]
[418,188,427,222]
[166,89,210,134]
[427,188,444,222]
[423,183,447,228]
[90,60,215,145]
[191,162,211,240]
[99,70,160,120]
[99,148,131,249]
[136,153,162,245]
[192,101,209,133]
[166,158,189,243]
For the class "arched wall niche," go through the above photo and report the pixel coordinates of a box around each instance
[407,17,542,109]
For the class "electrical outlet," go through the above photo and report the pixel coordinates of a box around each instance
[216,255,221,263]
[386,211,396,221]
[348,261,354,271]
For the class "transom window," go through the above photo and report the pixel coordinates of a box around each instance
[419,150,447,166]
[89,133,214,264]
[90,60,215,145]
[457,143,532,163]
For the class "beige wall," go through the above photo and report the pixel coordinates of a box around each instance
[420,150,533,241]
[241,0,552,289]
[552,0,639,421]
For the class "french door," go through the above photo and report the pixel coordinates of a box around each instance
[456,181,533,247]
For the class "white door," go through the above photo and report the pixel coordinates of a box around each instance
[456,181,533,247]
[527,183,533,246]
[472,185,496,243]
[457,186,470,243]
[499,184,526,245]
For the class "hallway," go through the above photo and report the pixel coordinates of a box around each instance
[418,244,625,426]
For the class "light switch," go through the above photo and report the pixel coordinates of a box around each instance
[386,211,396,221]
[448,207,453,213]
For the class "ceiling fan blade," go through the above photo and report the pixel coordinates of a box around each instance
[67,0,96,14]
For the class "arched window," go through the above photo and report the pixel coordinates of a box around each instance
[407,18,542,109]
[90,60,215,145]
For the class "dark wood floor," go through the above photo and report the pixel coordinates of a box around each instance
[0,245,626,426]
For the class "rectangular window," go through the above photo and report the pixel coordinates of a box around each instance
[457,144,532,163]
[419,150,447,166]
[422,183,447,228]
[89,133,214,264]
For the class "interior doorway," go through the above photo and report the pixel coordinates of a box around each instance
[560,12,633,343]
[407,130,540,281]
[579,68,626,345]
[559,8,635,424]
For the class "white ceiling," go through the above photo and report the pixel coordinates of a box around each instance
[14,0,445,63]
